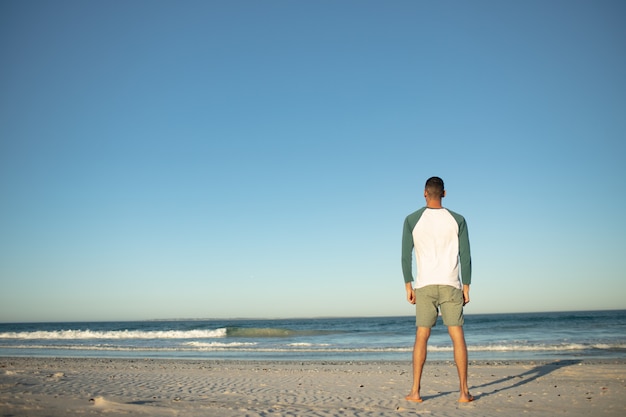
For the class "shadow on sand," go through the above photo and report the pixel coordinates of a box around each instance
[472,360,582,399]
[423,360,582,402]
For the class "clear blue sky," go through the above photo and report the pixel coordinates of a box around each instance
[1,0,625,322]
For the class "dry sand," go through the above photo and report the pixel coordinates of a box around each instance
[1,357,624,416]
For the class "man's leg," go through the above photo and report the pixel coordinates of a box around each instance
[448,325,473,402]
[405,326,431,402]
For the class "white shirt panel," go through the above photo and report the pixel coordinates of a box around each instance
[411,208,462,289]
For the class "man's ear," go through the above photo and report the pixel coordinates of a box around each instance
[424,190,428,199]
[442,190,446,198]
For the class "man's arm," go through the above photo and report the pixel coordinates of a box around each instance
[406,282,415,304]
[458,218,472,285]
[401,216,416,284]
[448,210,472,286]
[462,284,470,306]
[402,217,416,305]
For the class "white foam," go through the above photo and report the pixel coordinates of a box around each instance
[183,341,257,348]
[0,328,228,340]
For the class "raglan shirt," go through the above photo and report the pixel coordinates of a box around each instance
[402,207,472,290]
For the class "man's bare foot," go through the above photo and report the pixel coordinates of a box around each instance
[405,394,423,403]
[458,394,474,403]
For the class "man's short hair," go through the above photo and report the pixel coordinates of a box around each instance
[425,176,445,199]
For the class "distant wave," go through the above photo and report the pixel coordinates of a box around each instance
[0,328,228,340]
[225,327,335,338]
[226,327,295,337]
[0,327,335,340]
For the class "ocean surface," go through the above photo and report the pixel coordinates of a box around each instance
[1,310,625,362]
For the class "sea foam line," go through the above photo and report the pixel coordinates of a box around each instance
[0,328,228,340]
[2,342,624,353]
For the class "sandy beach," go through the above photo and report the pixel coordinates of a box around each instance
[1,357,624,416]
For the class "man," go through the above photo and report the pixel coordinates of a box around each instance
[401,176,474,403]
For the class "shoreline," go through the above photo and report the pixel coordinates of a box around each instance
[2,355,626,365]
[2,357,625,416]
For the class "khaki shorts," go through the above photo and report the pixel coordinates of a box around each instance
[414,285,464,328]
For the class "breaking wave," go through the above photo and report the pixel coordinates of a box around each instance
[0,327,335,340]
[0,328,228,340]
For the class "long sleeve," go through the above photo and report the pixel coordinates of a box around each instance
[401,208,425,284]
[401,216,415,284]
[457,217,472,285]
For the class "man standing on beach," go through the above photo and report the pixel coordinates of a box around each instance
[401,176,474,403]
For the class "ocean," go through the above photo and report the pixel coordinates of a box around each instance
[1,310,625,362]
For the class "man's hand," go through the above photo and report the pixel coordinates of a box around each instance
[405,282,415,305]
[462,284,470,306]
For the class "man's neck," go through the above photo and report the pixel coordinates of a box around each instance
[426,199,443,209]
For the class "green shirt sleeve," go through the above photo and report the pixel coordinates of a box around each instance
[401,216,415,284]
[401,208,425,284]
[449,210,472,285]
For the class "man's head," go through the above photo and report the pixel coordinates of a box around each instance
[424,176,445,200]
